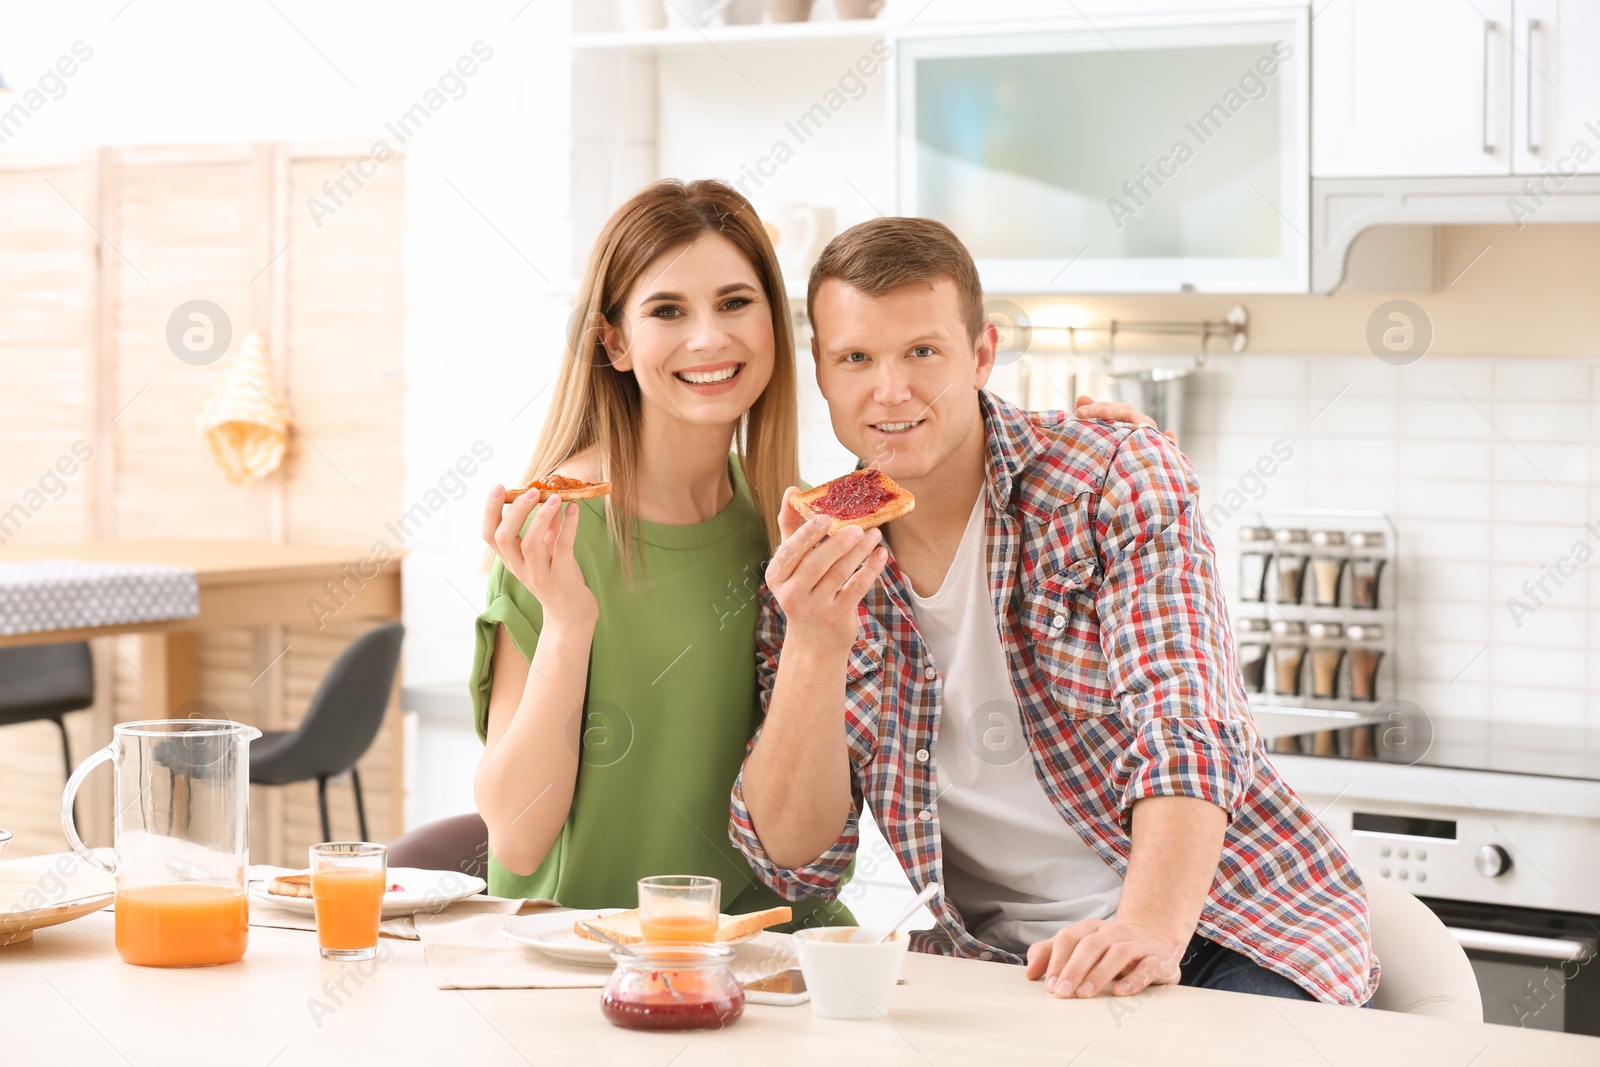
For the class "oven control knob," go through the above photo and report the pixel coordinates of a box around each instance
[1474,844,1511,878]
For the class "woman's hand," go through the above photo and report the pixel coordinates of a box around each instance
[764,486,889,654]
[1074,393,1178,445]
[482,486,598,632]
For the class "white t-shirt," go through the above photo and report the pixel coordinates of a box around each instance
[907,490,1123,955]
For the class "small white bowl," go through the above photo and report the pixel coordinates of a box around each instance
[792,927,910,1019]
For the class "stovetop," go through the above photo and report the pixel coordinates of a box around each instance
[1287,716,1600,782]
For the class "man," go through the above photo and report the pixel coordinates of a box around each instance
[729,217,1377,1005]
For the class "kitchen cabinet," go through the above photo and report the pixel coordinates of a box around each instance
[1315,0,1600,178]
[1511,0,1600,175]
[1313,0,1514,177]
[895,12,1311,293]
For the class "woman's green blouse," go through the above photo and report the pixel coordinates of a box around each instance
[470,458,850,928]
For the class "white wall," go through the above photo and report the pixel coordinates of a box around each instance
[1177,353,1600,732]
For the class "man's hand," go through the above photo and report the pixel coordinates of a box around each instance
[1074,393,1178,445]
[764,486,889,653]
[1025,917,1187,998]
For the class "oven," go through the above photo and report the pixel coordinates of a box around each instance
[1265,721,1600,1038]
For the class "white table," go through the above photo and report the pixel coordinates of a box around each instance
[2,876,1595,1067]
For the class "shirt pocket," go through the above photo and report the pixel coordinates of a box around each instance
[842,636,885,761]
[1018,558,1117,717]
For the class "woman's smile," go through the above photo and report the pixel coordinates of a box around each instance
[673,360,746,393]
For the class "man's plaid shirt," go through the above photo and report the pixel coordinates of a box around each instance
[730,391,1378,1006]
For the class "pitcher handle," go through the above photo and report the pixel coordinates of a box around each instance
[61,744,116,874]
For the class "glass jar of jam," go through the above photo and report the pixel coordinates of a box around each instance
[600,943,745,1031]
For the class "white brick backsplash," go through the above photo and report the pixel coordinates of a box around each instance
[1398,681,1488,721]
[1490,401,1592,444]
[1489,686,1586,725]
[1397,478,1493,522]
[1489,522,1597,567]
[1186,353,1596,730]
[1491,359,1593,402]
[1492,440,1590,484]
[1395,519,1490,562]
[1396,398,1494,441]
[1492,482,1589,524]
[1490,646,1588,689]
[1398,359,1493,399]
[1410,639,1492,684]
[1308,437,1393,478]
[1305,475,1398,512]
[1308,355,1402,398]
[1399,439,1490,481]
[1491,603,1586,650]
[1397,599,1490,642]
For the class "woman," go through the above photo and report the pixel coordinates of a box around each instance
[471,178,829,922]
[471,178,1150,918]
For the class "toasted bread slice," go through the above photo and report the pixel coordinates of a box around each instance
[790,468,914,536]
[267,873,313,899]
[505,475,612,504]
[572,906,792,946]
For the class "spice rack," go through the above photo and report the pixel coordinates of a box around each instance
[1231,508,1398,757]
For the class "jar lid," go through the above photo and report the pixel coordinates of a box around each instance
[1310,530,1346,547]
[1349,531,1386,549]
[1236,617,1271,633]
[1346,623,1385,640]
[1308,621,1345,639]
[1273,528,1310,545]
[1270,619,1306,638]
[1239,526,1273,543]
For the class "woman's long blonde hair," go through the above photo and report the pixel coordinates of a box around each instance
[515,179,799,574]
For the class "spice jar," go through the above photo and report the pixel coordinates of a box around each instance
[600,943,745,1031]
[1348,531,1386,610]
[1235,617,1270,693]
[1239,526,1273,603]
[1307,621,1344,700]
[1272,529,1310,604]
[1270,619,1307,696]
[1345,623,1384,703]
[1309,530,1347,607]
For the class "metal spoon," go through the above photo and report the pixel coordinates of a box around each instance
[580,921,682,999]
[876,883,940,944]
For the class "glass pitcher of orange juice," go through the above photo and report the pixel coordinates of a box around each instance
[61,719,260,966]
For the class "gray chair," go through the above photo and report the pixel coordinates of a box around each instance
[249,622,404,842]
[1362,866,1483,1020]
[0,642,93,821]
[387,812,489,885]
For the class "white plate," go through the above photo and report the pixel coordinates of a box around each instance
[503,910,760,968]
[249,867,487,919]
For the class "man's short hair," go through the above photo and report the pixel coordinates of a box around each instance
[806,217,985,342]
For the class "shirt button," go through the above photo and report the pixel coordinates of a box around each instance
[923,665,937,681]
[979,951,994,961]
[1051,615,1066,630]
[917,809,931,822]
[915,748,929,763]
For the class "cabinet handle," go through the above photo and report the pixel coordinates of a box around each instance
[1482,20,1497,155]
[1526,18,1541,155]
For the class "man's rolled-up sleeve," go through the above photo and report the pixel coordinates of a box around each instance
[1093,428,1258,825]
[727,583,860,900]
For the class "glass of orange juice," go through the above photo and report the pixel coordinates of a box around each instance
[638,875,719,943]
[310,843,387,961]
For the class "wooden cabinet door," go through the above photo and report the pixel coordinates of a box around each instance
[1512,0,1600,175]
[1313,0,1514,176]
